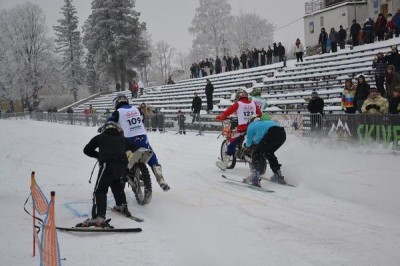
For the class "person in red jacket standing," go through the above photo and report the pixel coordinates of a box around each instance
[215,89,262,171]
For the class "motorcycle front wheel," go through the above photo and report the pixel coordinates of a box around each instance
[220,139,236,169]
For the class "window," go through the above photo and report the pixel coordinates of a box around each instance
[309,21,314,34]
[320,16,324,27]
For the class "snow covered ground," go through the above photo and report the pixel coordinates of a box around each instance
[1,119,400,266]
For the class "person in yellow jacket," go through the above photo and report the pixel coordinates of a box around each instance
[361,87,389,114]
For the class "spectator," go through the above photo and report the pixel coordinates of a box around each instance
[67,107,74,125]
[215,56,222,74]
[47,108,52,122]
[307,91,324,130]
[205,79,214,114]
[318,28,328,54]
[361,87,389,114]
[103,108,112,121]
[253,48,260,67]
[329,27,338,53]
[167,76,175,84]
[89,104,98,126]
[354,75,370,113]
[83,107,90,126]
[375,13,387,41]
[277,42,285,62]
[363,18,374,44]
[392,8,400,37]
[227,55,233,72]
[247,49,253,68]
[129,79,138,98]
[209,59,214,75]
[350,19,361,46]
[115,82,121,92]
[341,78,357,114]
[273,43,279,63]
[337,25,347,49]
[259,48,267,66]
[384,46,400,73]
[372,52,387,96]
[176,110,186,135]
[221,56,227,73]
[294,38,304,63]
[191,92,202,123]
[385,65,400,99]
[266,46,273,65]
[138,80,144,96]
[233,55,240,71]
[240,52,247,69]
[388,86,400,114]
[386,13,395,39]
[358,28,365,45]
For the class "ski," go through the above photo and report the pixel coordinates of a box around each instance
[108,206,144,222]
[56,226,142,233]
[221,175,274,193]
[262,176,296,187]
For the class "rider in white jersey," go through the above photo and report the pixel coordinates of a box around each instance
[108,94,170,191]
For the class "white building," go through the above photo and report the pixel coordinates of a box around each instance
[304,0,400,47]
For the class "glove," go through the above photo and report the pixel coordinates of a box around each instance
[126,151,134,160]
[370,104,380,110]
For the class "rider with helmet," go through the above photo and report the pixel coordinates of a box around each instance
[215,89,262,171]
[108,94,170,191]
[243,115,287,186]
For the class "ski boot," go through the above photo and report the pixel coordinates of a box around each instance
[151,164,170,191]
[113,203,132,217]
[215,154,229,171]
[270,169,287,185]
[76,216,112,228]
[243,170,261,187]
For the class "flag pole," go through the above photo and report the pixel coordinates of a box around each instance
[31,171,36,257]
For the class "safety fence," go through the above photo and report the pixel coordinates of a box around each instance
[1,111,399,150]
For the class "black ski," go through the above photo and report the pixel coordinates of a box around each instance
[56,226,142,233]
[108,206,144,222]
[221,175,274,193]
[262,176,295,187]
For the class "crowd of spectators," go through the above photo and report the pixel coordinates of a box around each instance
[189,42,287,79]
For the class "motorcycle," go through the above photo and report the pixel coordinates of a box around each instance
[219,117,267,175]
[123,148,154,205]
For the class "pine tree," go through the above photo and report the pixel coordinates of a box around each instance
[83,0,151,90]
[53,0,84,102]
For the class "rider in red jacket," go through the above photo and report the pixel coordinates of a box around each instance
[215,89,262,171]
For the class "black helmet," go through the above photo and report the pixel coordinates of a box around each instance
[102,121,122,133]
[113,94,129,109]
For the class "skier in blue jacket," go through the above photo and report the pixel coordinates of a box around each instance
[243,116,287,186]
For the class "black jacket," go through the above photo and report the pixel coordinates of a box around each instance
[205,82,214,95]
[83,128,137,164]
[191,96,202,113]
[389,96,400,114]
[307,97,324,114]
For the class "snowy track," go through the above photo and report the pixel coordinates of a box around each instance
[1,119,400,266]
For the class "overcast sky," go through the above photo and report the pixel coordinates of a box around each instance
[0,0,308,52]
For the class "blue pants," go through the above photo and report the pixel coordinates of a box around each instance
[127,135,159,167]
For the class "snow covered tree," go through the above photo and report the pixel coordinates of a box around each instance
[53,0,85,102]
[149,41,177,85]
[227,12,275,55]
[82,0,151,90]
[0,3,56,110]
[189,0,234,57]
